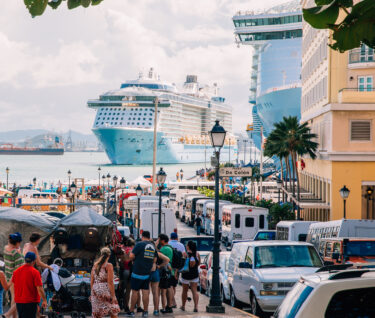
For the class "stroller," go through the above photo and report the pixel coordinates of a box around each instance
[43,264,91,318]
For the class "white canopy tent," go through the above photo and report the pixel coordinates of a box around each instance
[128,176,152,188]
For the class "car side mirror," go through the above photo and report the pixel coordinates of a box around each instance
[238,262,252,269]
[200,264,207,270]
[332,252,340,261]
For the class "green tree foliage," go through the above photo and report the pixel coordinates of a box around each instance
[303,0,375,51]
[24,0,104,18]
[255,199,274,210]
[269,203,295,229]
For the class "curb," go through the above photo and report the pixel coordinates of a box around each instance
[232,307,258,318]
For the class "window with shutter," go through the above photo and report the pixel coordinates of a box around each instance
[350,120,371,141]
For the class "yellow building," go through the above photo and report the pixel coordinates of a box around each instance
[300,0,375,221]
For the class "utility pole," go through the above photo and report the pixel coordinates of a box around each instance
[151,97,159,196]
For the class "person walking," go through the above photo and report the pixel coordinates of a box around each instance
[3,232,24,318]
[90,247,120,318]
[168,233,185,308]
[180,241,200,313]
[120,239,134,312]
[22,233,53,271]
[157,234,174,314]
[125,231,157,318]
[11,252,47,318]
[194,215,202,236]
[0,261,11,315]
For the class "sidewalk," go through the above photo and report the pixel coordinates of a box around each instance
[119,285,256,318]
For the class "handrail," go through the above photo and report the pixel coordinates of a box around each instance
[339,88,375,93]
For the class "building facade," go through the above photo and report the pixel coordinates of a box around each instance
[300,0,375,221]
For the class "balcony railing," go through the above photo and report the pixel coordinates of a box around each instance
[338,88,375,104]
[349,48,375,64]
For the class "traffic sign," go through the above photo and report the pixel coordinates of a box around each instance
[219,167,252,177]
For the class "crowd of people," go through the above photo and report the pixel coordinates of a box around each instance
[0,230,201,318]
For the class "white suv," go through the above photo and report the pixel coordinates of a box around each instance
[227,241,323,317]
[273,268,375,318]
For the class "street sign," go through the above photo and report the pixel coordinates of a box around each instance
[123,200,138,209]
[219,167,252,177]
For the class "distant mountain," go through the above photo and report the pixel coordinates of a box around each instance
[0,129,97,145]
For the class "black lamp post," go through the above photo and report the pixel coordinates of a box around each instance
[113,175,118,219]
[157,167,167,236]
[120,177,126,194]
[98,167,101,188]
[33,177,37,190]
[102,175,106,196]
[106,173,111,214]
[365,187,373,219]
[70,182,77,212]
[67,188,72,213]
[6,167,9,189]
[136,184,143,240]
[339,185,350,219]
[276,179,282,204]
[67,170,71,186]
[207,120,226,313]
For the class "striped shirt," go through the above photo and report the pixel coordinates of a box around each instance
[4,248,24,281]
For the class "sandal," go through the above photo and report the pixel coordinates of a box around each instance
[180,306,185,311]
[194,308,198,312]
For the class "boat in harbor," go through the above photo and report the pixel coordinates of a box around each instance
[233,0,302,150]
[88,68,236,165]
[0,141,64,155]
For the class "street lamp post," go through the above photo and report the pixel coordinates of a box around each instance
[67,170,71,186]
[102,175,106,197]
[6,167,9,189]
[113,175,118,220]
[276,179,282,204]
[156,167,167,236]
[120,177,126,223]
[339,185,350,219]
[207,120,226,314]
[365,187,373,219]
[106,173,111,214]
[70,182,77,212]
[136,184,143,240]
[98,167,101,189]
[33,177,37,190]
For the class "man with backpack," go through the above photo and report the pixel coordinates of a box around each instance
[194,214,202,236]
[156,234,175,314]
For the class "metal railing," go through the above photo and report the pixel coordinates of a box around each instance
[349,48,375,64]
[339,87,375,92]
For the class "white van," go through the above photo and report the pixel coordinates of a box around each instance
[184,195,207,226]
[221,204,269,246]
[196,198,214,233]
[137,207,177,240]
[169,189,198,217]
[276,221,318,242]
[179,193,199,222]
[307,219,375,249]
[205,200,232,235]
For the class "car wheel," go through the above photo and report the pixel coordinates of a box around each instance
[250,292,263,317]
[230,287,242,309]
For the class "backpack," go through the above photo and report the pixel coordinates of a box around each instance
[83,227,100,252]
[167,245,185,270]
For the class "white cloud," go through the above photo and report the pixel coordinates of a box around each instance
[0,0,291,134]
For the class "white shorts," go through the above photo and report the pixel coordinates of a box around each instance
[180,277,199,285]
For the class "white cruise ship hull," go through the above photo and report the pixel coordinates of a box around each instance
[94,127,235,165]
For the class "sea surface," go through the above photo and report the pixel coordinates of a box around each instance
[0,152,211,186]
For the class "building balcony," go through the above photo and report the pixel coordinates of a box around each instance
[348,48,375,69]
[338,88,375,104]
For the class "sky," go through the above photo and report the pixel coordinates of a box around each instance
[0,0,289,135]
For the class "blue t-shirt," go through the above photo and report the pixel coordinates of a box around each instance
[132,241,156,277]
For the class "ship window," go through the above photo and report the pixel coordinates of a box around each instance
[115,122,117,125]
[138,118,140,120]
[112,118,114,120]
[101,122,104,125]
[142,123,145,125]
[121,118,123,120]
[110,108,113,110]
[149,118,152,120]
[131,108,133,111]
[104,113,107,115]
[116,118,118,120]
[111,122,113,124]
[96,122,98,125]
[137,123,140,125]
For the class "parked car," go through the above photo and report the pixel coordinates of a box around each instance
[318,237,375,265]
[198,252,212,294]
[227,241,323,316]
[273,269,375,318]
[206,251,231,301]
[180,236,214,260]
[254,230,276,241]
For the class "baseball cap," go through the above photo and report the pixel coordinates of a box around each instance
[10,232,22,243]
[25,252,36,263]
[170,232,178,239]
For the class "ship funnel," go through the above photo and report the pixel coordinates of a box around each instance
[185,75,197,83]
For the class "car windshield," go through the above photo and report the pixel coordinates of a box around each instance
[255,232,276,240]
[254,245,323,268]
[180,238,214,251]
[346,241,375,256]
[273,282,314,318]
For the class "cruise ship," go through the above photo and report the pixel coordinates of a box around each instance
[233,0,302,150]
[88,69,235,165]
